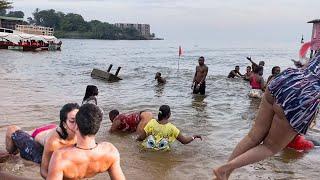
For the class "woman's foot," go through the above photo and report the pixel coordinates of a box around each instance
[213,166,228,180]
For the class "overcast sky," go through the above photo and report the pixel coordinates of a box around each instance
[10,0,320,44]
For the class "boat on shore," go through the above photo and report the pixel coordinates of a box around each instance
[0,27,62,51]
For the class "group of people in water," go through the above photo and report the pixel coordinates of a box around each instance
[1,52,319,179]
[228,57,282,98]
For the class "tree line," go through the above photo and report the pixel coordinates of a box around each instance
[0,1,147,40]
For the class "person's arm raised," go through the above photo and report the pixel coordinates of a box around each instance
[176,132,202,144]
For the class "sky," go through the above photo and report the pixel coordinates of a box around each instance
[9,0,320,45]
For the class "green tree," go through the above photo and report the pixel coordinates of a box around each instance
[60,13,88,32]
[6,10,24,18]
[0,9,6,16]
[33,9,61,29]
[0,0,12,11]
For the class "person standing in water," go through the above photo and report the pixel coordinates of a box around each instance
[266,66,281,85]
[228,66,243,78]
[82,85,99,105]
[192,56,208,95]
[243,66,252,81]
[247,57,265,76]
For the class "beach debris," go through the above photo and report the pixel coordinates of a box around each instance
[91,64,122,82]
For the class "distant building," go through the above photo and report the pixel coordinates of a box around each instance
[114,23,151,38]
[0,16,24,30]
[15,24,54,36]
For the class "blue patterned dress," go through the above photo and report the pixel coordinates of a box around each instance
[268,53,320,134]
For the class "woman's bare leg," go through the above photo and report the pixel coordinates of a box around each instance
[223,90,275,177]
[214,109,297,180]
[5,125,20,154]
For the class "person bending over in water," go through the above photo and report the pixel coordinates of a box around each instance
[109,110,153,135]
[243,66,252,81]
[155,72,166,84]
[228,66,243,78]
[137,105,202,150]
[213,52,320,180]
[266,66,281,85]
[248,66,265,98]
[192,56,208,95]
[82,85,99,105]
[47,104,125,180]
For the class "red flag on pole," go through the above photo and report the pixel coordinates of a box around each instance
[179,46,182,57]
[299,41,311,58]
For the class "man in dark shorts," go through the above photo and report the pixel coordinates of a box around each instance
[192,56,208,95]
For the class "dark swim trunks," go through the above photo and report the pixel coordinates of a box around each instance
[193,81,206,95]
[12,130,43,164]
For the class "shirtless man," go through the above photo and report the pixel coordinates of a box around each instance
[155,72,166,84]
[247,56,265,76]
[109,110,153,135]
[192,56,208,95]
[227,66,243,78]
[47,104,125,180]
[40,103,79,178]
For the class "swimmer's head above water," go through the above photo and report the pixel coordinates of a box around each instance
[109,109,119,122]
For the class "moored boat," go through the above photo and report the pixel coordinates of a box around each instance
[0,27,62,51]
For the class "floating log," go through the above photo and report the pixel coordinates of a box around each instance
[91,65,122,82]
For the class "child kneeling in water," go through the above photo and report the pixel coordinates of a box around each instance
[136,105,202,150]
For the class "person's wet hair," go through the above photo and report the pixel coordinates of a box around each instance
[158,105,171,121]
[155,72,161,79]
[76,104,103,136]
[271,66,280,75]
[235,66,240,69]
[247,66,251,70]
[199,56,205,61]
[83,85,98,102]
[259,61,265,66]
[58,103,80,139]
[109,109,119,122]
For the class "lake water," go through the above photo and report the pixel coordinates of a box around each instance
[0,39,319,179]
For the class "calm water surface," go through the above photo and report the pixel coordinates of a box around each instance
[0,39,319,179]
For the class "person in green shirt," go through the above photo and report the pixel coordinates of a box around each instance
[137,105,202,150]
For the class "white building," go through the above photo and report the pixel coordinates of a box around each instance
[15,24,54,36]
[114,23,151,37]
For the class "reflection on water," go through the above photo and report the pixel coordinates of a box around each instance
[154,83,165,97]
[0,39,319,179]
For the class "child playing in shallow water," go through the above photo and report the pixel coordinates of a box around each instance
[137,105,202,150]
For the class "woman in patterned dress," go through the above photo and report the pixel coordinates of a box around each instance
[214,52,320,179]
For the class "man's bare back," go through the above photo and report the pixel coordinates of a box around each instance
[47,104,125,180]
[47,142,124,180]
